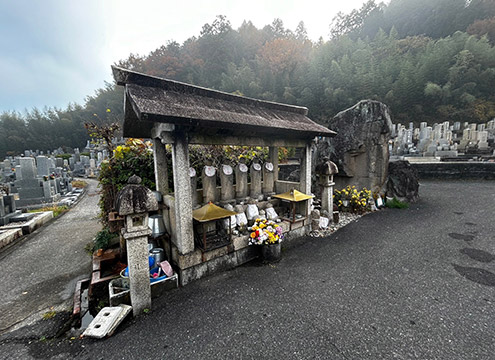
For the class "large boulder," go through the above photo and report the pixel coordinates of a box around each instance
[386,160,420,202]
[316,100,393,192]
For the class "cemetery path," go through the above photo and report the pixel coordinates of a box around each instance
[0,179,100,335]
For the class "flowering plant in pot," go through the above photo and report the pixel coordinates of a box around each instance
[248,218,283,263]
[248,218,283,245]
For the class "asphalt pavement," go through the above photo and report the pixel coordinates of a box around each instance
[1,180,494,359]
[0,179,100,335]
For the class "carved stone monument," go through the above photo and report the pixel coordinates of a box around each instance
[202,162,217,204]
[219,162,235,204]
[235,158,249,201]
[250,159,263,200]
[317,100,393,192]
[262,162,275,196]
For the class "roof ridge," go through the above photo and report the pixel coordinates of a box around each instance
[112,65,309,116]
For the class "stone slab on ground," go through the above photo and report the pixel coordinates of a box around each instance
[82,304,132,338]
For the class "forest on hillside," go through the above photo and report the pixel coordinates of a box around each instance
[1,0,494,158]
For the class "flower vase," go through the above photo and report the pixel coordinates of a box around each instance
[261,242,281,263]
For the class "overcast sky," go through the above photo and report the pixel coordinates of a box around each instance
[0,0,372,113]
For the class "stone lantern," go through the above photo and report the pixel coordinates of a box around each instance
[315,157,339,214]
[116,175,159,316]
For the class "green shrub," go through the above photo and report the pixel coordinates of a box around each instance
[385,197,409,209]
[91,228,116,252]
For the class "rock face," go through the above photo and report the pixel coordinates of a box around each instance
[316,100,393,192]
[386,160,420,202]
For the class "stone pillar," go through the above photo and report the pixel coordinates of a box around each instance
[153,138,169,194]
[262,162,275,196]
[300,144,312,218]
[250,159,262,200]
[171,131,194,254]
[268,146,279,184]
[235,158,249,201]
[0,197,5,218]
[321,174,335,215]
[123,229,152,315]
[202,161,217,204]
[219,163,235,203]
[190,167,199,208]
[300,144,311,195]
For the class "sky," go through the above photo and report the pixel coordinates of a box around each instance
[0,0,372,114]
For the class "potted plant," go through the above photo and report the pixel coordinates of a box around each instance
[248,218,284,263]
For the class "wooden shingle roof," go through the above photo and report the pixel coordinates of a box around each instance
[112,66,336,140]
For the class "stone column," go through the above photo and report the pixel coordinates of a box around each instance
[153,138,169,194]
[320,174,335,215]
[299,143,312,219]
[219,162,235,203]
[123,229,152,315]
[202,161,217,203]
[300,144,312,195]
[235,158,249,201]
[250,159,262,200]
[171,131,194,254]
[268,146,279,184]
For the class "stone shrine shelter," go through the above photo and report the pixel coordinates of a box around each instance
[112,66,335,284]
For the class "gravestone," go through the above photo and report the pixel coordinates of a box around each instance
[0,195,20,225]
[235,158,249,201]
[36,156,50,176]
[202,162,217,204]
[81,155,90,166]
[20,158,37,179]
[219,163,235,203]
[249,160,262,200]
[69,156,75,170]
[14,158,59,206]
[56,158,64,168]
[15,165,22,180]
[74,149,81,163]
[262,162,275,196]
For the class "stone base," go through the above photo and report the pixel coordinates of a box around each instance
[0,228,23,250]
[15,194,61,207]
[178,246,259,286]
[220,199,237,207]
[0,210,22,226]
[171,220,310,286]
[0,211,53,235]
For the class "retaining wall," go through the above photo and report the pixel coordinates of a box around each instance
[410,162,495,180]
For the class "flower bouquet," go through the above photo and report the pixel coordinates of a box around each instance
[248,218,283,246]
